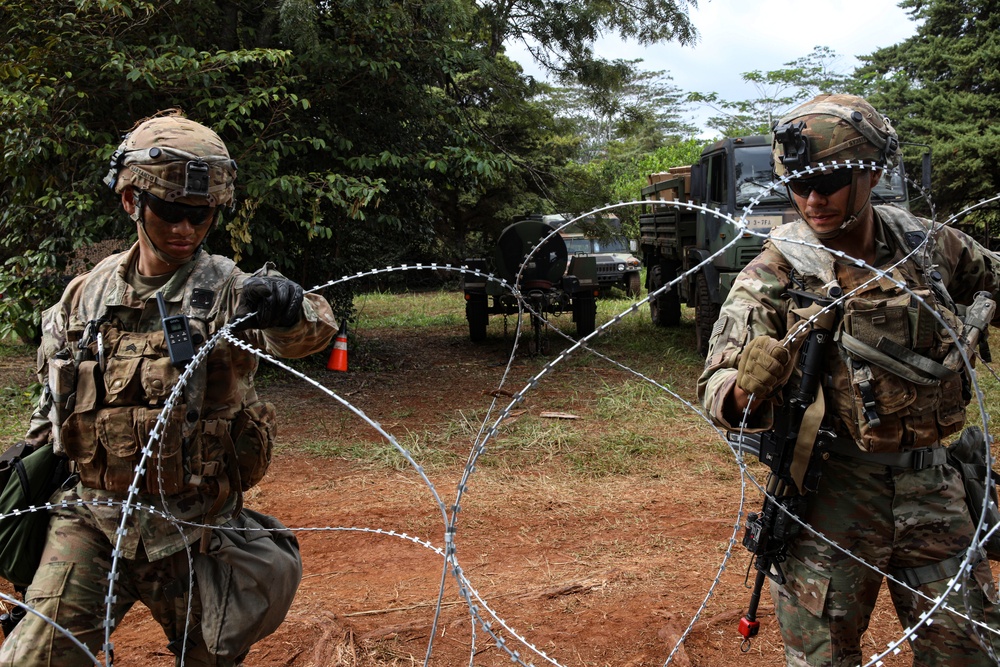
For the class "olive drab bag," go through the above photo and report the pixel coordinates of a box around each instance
[0,442,70,588]
[192,508,302,658]
[947,426,1000,560]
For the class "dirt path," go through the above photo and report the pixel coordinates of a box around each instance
[1,325,912,666]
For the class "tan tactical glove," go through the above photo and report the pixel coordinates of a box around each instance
[736,335,793,398]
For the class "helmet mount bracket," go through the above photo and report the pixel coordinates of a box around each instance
[183,161,210,199]
[774,121,810,171]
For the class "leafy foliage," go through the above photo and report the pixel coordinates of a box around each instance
[1,0,710,343]
[857,0,1000,229]
[543,65,697,160]
[588,138,705,236]
[478,0,697,81]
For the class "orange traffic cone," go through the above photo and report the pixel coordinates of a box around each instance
[326,321,348,372]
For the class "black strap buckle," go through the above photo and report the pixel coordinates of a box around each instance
[858,380,881,428]
[911,448,931,471]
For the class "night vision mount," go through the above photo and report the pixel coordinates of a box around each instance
[773,121,810,171]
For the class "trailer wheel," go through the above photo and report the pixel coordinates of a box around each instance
[625,271,642,298]
[466,297,488,342]
[649,263,681,327]
[694,273,720,357]
[573,296,597,338]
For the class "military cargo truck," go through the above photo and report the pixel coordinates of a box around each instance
[639,134,910,356]
[463,218,599,353]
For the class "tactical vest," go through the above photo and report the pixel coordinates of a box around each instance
[770,206,970,453]
[46,252,276,499]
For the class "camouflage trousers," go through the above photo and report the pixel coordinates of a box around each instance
[0,490,239,667]
[771,454,1000,667]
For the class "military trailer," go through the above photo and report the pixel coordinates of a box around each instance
[639,134,911,356]
[463,218,599,353]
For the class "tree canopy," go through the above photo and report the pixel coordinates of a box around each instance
[688,47,857,136]
[9,0,991,346]
[858,0,1000,225]
[2,0,702,342]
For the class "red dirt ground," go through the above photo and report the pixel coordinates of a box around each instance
[1,325,917,666]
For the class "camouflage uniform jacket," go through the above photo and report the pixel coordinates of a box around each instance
[699,205,1000,452]
[26,243,337,560]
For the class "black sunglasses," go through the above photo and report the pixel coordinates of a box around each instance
[142,191,216,226]
[787,169,854,198]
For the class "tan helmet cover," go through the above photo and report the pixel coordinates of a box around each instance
[104,111,237,206]
[771,94,900,178]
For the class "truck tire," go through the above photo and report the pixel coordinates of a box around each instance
[466,297,488,342]
[625,271,642,298]
[649,263,681,327]
[694,273,720,357]
[573,296,597,338]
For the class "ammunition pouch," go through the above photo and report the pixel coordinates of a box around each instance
[837,290,967,452]
[52,318,275,500]
[229,401,276,491]
[61,405,188,495]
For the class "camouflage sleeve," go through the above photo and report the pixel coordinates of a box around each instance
[697,244,793,431]
[930,223,1000,316]
[230,264,338,359]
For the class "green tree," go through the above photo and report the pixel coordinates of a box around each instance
[0,0,707,343]
[478,0,697,81]
[0,0,505,340]
[857,0,1000,228]
[689,46,856,137]
[543,64,697,160]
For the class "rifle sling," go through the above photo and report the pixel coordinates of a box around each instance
[790,383,825,494]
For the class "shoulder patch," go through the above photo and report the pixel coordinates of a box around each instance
[904,230,926,251]
[191,289,215,310]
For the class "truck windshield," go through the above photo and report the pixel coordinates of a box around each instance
[734,145,789,206]
[871,164,908,203]
[564,237,628,254]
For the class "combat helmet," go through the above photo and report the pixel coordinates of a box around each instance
[771,94,899,239]
[104,109,237,207]
[103,110,237,265]
[771,94,899,177]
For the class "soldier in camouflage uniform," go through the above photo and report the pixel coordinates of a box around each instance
[699,94,1000,665]
[0,111,338,666]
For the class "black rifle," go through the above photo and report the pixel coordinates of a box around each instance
[737,287,840,650]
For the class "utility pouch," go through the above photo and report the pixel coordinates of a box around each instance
[62,405,186,495]
[946,426,1000,560]
[229,402,276,491]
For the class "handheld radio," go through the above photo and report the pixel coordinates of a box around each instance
[156,292,195,367]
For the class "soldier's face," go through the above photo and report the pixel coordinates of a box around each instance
[141,204,212,261]
[122,188,214,274]
[790,170,879,237]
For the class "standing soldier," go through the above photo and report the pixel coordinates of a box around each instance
[699,94,1000,665]
[0,110,338,666]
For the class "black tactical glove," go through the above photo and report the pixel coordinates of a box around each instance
[235,276,304,330]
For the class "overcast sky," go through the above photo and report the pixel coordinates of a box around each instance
[507,0,922,137]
